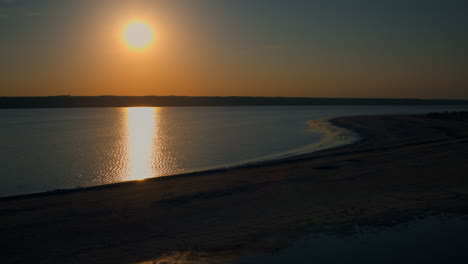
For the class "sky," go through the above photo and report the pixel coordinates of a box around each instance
[0,0,467,99]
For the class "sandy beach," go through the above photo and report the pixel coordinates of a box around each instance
[2,113,468,264]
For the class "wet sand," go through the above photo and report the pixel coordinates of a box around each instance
[2,113,468,263]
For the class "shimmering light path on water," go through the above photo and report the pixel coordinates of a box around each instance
[2,105,468,197]
[125,107,157,181]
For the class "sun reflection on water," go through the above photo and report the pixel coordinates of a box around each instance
[125,107,158,181]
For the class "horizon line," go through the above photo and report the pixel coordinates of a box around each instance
[1,95,468,101]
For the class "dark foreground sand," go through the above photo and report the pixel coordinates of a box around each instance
[2,113,468,264]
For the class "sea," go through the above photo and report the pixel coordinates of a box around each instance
[1,105,468,197]
[234,213,468,264]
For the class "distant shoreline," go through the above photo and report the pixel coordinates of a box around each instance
[2,113,468,263]
[2,95,468,108]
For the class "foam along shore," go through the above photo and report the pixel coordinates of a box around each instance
[2,113,468,264]
[202,117,361,170]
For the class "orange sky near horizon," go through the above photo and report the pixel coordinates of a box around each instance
[1,0,467,99]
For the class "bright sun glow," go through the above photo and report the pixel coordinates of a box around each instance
[123,20,155,51]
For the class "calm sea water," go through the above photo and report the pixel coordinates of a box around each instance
[1,105,468,197]
[235,214,468,264]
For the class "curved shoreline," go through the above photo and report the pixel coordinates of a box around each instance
[0,112,456,202]
[2,113,468,264]
[0,116,359,201]
[178,117,361,176]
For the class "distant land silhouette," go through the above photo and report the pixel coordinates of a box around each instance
[1,96,468,108]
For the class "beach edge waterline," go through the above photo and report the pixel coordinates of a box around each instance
[0,116,361,201]
[2,113,468,264]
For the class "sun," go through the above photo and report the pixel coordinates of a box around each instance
[122,20,155,51]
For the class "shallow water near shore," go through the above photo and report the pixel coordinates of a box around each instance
[1,105,468,197]
[141,213,468,264]
[234,213,468,264]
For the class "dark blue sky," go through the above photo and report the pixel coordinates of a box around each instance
[1,0,467,98]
